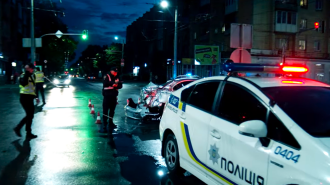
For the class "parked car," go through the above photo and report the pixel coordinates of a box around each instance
[87,74,96,81]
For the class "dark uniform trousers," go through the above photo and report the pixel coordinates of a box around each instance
[102,95,117,128]
[17,94,35,133]
[36,83,45,103]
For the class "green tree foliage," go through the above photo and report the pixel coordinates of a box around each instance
[77,43,121,75]
[34,2,78,73]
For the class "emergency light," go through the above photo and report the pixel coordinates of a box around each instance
[223,62,309,74]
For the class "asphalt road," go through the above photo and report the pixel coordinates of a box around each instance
[0,78,205,185]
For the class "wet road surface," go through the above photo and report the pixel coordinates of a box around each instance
[0,78,205,185]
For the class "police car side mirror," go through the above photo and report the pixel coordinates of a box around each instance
[238,120,267,138]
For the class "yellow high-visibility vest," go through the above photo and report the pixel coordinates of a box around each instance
[19,73,36,95]
[35,71,44,83]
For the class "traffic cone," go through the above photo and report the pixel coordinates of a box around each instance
[95,112,101,124]
[88,99,92,107]
[90,104,95,114]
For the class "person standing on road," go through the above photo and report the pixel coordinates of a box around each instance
[14,64,38,139]
[100,67,122,133]
[35,67,46,104]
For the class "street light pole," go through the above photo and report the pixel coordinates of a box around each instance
[173,6,178,79]
[30,0,35,64]
[121,39,124,78]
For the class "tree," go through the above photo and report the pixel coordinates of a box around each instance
[78,45,104,75]
[104,43,121,68]
[34,2,78,73]
[77,43,121,76]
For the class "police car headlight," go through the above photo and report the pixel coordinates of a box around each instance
[65,79,71,84]
[54,79,59,84]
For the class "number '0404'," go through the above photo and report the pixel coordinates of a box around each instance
[274,146,300,163]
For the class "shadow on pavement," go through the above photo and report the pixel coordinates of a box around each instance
[0,139,37,185]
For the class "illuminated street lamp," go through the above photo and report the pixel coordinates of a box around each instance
[160,0,177,78]
[114,36,125,77]
[160,1,168,8]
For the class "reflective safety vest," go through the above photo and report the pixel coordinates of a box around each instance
[35,71,44,83]
[19,74,36,95]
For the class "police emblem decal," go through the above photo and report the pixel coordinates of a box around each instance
[208,144,220,164]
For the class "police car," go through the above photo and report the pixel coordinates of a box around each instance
[159,63,330,185]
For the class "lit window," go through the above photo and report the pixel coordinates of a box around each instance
[194,32,197,39]
[300,19,307,29]
[300,0,308,7]
[299,40,306,50]
[314,40,320,51]
[222,25,226,33]
[215,28,218,34]
[316,0,322,10]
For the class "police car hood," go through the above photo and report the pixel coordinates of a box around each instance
[319,138,330,149]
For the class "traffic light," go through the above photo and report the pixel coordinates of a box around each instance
[82,30,88,40]
[70,68,73,71]
[314,22,319,31]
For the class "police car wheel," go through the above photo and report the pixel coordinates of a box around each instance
[165,134,184,176]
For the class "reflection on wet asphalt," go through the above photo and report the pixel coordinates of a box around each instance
[0,79,205,185]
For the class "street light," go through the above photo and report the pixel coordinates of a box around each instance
[160,1,178,78]
[160,1,168,8]
[114,36,125,78]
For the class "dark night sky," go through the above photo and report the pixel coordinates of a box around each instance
[57,0,157,66]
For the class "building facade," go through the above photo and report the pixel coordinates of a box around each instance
[126,0,330,83]
[0,0,30,84]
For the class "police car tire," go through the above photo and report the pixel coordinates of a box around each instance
[164,134,185,176]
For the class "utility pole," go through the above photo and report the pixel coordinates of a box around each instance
[121,39,124,79]
[173,6,178,79]
[281,39,286,64]
[30,0,35,64]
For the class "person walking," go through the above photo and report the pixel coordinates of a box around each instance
[14,64,38,139]
[100,67,122,133]
[35,67,46,104]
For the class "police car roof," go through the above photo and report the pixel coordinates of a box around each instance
[202,76,330,88]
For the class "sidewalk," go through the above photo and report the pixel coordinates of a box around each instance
[0,84,20,89]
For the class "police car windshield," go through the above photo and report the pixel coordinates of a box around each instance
[263,86,330,137]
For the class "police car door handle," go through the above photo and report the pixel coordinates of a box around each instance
[180,112,186,120]
[270,161,283,168]
[210,129,221,139]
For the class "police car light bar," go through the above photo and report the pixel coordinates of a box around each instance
[223,63,280,73]
[282,66,308,73]
[281,80,304,84]
[223,63,309,74]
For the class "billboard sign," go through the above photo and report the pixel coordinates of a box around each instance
[194,45,220,65]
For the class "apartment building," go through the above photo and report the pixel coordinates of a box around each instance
[0,0,30,84]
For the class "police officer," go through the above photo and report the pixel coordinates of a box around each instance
[35,67,46,104]
[14,63,38,139]
[100,67,122,133]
